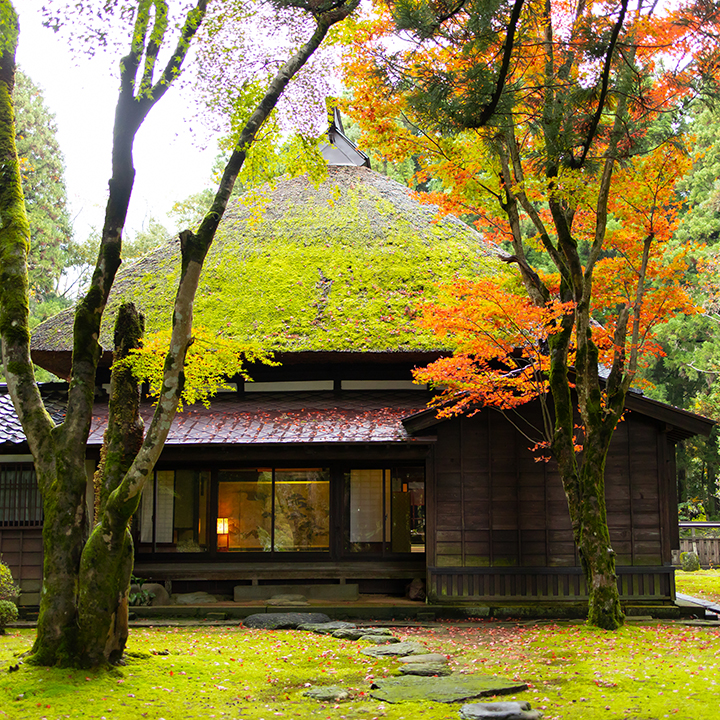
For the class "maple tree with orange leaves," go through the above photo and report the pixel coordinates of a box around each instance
[342,0,720,628]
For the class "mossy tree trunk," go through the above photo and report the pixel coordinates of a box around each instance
[77,304,144,666]
[0,0,205,666]
[545,310,628,630]
[1,0,360,666]
[494,29,647,630]
[21,2,207,666]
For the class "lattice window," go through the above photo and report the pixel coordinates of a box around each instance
[0,464,42,527]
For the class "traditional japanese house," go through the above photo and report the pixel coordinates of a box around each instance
[1,141,713,613]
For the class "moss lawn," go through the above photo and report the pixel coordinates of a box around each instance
[675,569,720,604]
[1,620,718,720]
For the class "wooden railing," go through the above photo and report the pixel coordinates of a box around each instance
[427,565,675,603]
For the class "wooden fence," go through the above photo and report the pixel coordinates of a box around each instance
[678,522,720,568]
[679,538,720,567]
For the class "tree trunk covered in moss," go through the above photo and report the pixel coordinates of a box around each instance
[1,2,84,664]
[0,0,207,666]
[77,304,144,667]
[547,320,624,628]
[552,410,626,630]
[2,0,359,667]
[575,465,624,629]
[94,304,145,521]
[28,460,89,665]
[493,28,645,628]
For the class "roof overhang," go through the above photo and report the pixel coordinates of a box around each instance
[402,392,715,441]
[624,392,714,440]
[31,349,449,383]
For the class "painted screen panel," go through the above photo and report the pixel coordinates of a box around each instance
[218,470,272,551]
[274,469,330,552]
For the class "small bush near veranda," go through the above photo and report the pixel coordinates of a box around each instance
[0,600,18,634]
[0,560,19,633]
[0,560,19,602]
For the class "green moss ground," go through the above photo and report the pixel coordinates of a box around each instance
[676,568,720,604]
[1,622,719,719]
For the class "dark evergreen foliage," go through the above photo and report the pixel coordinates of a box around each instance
[14,70,74,304]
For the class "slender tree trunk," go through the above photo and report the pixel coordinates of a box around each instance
[553,425,624,630]
[572,442,623,629]
[547,311,624,629]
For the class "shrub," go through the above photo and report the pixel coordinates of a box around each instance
[0,560,19,603]
[129,575,155,606]
[681,551,702,572]
[0,599,18,634]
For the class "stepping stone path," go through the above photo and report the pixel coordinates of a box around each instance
[398,653,449,664]
[398,661,451,676]
[398,652,452,677]
[245,614,542,717]
[332,627,394,640]
[360,634,401,645]
[298,621,357,634]
[460,701,543,719]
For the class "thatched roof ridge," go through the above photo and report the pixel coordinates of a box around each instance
[31,166,497,371]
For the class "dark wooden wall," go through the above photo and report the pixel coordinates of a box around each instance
[0,527,42,606]
[427,406,676,603]
[605,412,670,566]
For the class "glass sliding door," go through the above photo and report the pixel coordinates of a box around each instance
[139,469,210,552]
[135,463,422,558]
[274,469,330,552]
[217,469,272,551]
[216,468,330,553]
[392,466,425,553]
[345,466,425,555]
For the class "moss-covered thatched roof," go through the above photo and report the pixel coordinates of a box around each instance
[31,166,497,372]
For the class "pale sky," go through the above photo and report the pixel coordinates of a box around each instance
[15,0,219,246]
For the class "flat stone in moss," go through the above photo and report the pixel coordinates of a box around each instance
[369,675,528,703]
[361,641,426,657]
[460,700,543,719]
[303,685,351,702]
[361,634,400,645]
[298,621,356,634]
[398,653,448,664]
[244,612,331,629]
[332,627,389,640]
[398,661,452,677]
